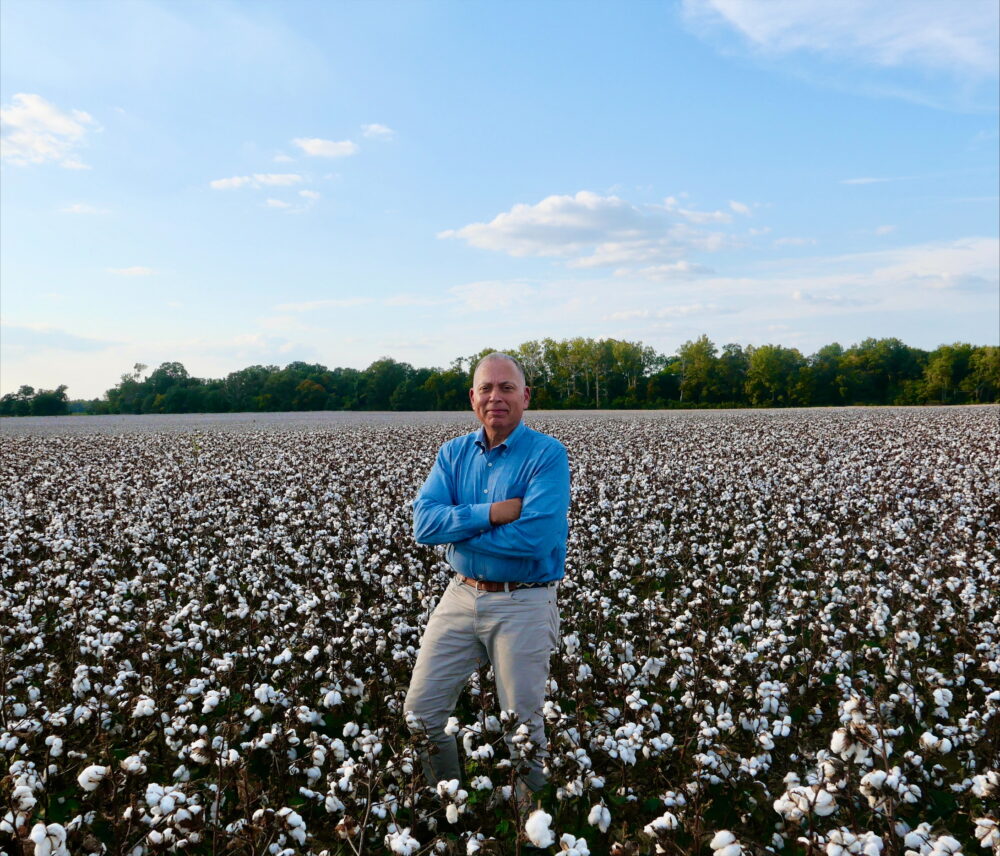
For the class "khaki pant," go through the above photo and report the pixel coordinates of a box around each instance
[404,575,560,792]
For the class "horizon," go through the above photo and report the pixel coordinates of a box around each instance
[2,0,998,399]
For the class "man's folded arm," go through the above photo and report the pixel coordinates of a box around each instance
[412,448,493,544]
[458,446,569,560]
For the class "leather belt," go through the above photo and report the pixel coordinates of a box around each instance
[456,574,555,592]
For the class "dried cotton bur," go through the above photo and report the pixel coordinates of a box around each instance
[0,407,997,854]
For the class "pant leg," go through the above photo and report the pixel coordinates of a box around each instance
[477,584,560,792]
[403,578,488,787]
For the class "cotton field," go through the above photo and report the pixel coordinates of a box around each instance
[1,408,998,856]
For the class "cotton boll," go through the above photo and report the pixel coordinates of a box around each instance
[524,810,555,847]
[588,803,611,833]
[77,765,107,792]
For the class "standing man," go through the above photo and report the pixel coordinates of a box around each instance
[405,352,570,807]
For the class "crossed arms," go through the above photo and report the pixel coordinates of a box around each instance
[412,443,569,561]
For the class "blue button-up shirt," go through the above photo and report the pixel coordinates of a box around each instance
[413,421,570,583]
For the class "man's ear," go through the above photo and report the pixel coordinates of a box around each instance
[523,386,531,407]
[468,387,475,407]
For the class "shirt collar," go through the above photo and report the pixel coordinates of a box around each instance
[474,419,526,453]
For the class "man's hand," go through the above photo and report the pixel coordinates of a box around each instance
[489,498,522,526]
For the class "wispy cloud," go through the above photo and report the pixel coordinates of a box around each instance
[209,173,303,190]
[774,236,817,247]
[841,176,895,185]
[874,225,896,236]
[273,297,374,312]
[683,0,999,77]
[108,266,156,276]
[292,137,359,157]
[0,322,119,352]
[729,200,751,215]
[299,189,320,200]
[60,203,107,214]
[1,93,98,168]
[266,198,291,209]
[362,123,395,140]
[450,280,536,312]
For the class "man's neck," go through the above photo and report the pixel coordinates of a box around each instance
[482,423,518,450]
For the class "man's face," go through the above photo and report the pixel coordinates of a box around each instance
[470,358,530,438]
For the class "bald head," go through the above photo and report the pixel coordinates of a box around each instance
[473,352,526,386]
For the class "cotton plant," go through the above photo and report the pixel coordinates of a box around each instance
[2,409,998,851]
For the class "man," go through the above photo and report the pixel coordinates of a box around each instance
[405,352,570,807]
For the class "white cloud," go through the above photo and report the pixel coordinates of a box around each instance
[1,93,98,168]
[628,260,715,280]
[108,266,156,276]
[841,176,894,185]
[792,290,871,307]
[299,189,320,200]
[274,153,294,163]
[292,137,359,157]
[774,236,817,247]
[362,123,396,140]
[60,203,107,214]
[683,0,999,76]
[440,190,735,271]
[662,196,732,223]
[209,173,303,190]
[449,280,536,312]
[266,198,291,209]
[729,200,751,216]
[875,225,896,236]
[273,297,374,312]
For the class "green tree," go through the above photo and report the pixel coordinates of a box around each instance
[746,345,806,407]
[678,335,719,404]
[963,346,1000,402]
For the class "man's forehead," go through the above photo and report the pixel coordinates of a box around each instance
[473,360,522,386]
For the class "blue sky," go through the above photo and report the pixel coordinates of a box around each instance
[2,0,997,399]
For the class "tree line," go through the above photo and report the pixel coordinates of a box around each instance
[2,336,998,417]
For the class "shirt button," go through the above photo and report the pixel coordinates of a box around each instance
[488,463,493,467]
[483,489,488,493]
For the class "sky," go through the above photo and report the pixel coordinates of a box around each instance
[1,0,998,399]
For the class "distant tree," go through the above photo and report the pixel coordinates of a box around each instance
[923,343,975,404]
[30,385,70,416]
[746,345,806,407]
[678,335,718,404]
[963,346,1000,402]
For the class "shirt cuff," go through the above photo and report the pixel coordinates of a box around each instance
[469,502,493,534]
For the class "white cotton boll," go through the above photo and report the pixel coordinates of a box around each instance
[386,826,421,855]
[446,804,459,824]
[559,833,591,855]
[45,736,64,757]
[710,831,736,849]
[132,696,156,718]
[272,648,293,665]
[30,822,70,856]
[342,722,359,738]
[77,765,107,792]
[444,717,460,736]
[470,776,493,791]
[524,810,555,847]
[13,784,37,812]
[588,803,611,833]
[974,818,999,849]
[436,779,459,798]
[121,754,147,775]
[644,812,679,834]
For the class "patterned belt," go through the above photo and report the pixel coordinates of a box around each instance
[456,574,555,593]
